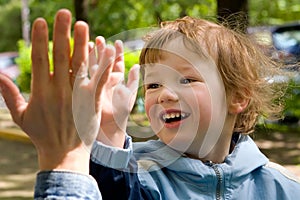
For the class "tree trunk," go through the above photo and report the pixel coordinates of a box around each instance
[217,0,248,33]
[74,0,88,22]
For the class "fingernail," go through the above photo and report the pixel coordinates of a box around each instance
[34,19,46,30]
[134,64,140,71]
[57,10,71,23]
[115,40,123,46]
[96,36,105,44]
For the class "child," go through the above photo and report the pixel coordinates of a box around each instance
[89,16,300,199]
[1,9,299,199]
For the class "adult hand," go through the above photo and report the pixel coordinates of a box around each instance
[0,9,113,174]
[88,37,140,148]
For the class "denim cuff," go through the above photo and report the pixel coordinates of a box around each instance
[34,170,101,199]
[91,135,133,169]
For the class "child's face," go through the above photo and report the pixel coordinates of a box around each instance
[143,40,228,158]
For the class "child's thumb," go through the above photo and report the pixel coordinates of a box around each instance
[127,64,140,93]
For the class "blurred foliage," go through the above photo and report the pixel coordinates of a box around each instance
[16,40,32,92]
[1,0,299,52]
[249,0,300,25]
[284,79,300,118]
[0,0,22,51]
[87,0,216,40]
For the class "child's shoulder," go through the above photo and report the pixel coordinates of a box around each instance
[263,161,300,184]
[133,139,166,152]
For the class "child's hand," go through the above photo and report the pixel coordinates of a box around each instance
[88,37,140,148]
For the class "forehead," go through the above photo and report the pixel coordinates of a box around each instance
[143,42,214,79]
[144,51,200,76]
[144,37,210,66]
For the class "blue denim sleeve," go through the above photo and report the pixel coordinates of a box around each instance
[90,136,154,200]
[90,158,154,200]
[34,171,102,200]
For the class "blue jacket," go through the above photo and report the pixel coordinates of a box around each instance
[90,134,300,200]
[34,135,300,199]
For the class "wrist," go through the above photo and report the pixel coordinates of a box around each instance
[97,121,126,148]
[37,145,90,175]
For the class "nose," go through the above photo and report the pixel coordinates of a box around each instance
[158,87,179,103]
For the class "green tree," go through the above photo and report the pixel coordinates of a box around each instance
[87,0,216,40]
[0,0,22,51]
[249,0,300,25]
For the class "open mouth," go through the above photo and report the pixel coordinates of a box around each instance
[160,111,190,123]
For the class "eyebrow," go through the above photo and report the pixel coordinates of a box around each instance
[144,70,157,81]
[144,64,201,80]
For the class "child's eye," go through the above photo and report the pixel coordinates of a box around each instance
[180,78,195,84]
[146,83,161,89]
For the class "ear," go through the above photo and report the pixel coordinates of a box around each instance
[228,93,249,114]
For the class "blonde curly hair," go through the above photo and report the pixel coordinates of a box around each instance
[139,16,285,134]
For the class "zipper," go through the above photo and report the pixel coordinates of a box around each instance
[205,161,222,200]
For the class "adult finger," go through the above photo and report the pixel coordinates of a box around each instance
[53,9,72,84]
[71,21,89,83]
[31,18,50,94]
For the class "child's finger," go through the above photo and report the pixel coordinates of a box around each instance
[88,42,98,77]
[88,41,96,65]
[91,45,115,102]
[96,36,106,65]
[113,40,125,73]
[127,64,140,93]
[127,64,140,109]
[86,36,106,79]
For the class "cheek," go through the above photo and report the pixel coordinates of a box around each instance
[144,94,155,121]
[189,88,212,121]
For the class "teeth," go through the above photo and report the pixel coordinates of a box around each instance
[162,112,188,120]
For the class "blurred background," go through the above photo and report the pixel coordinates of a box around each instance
[0,0,299,199]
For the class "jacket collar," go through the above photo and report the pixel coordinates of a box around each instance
[134,135,268,178]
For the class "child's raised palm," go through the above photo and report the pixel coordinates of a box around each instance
[89,37,139,147]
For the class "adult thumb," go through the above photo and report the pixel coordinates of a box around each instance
[0,73,26,125]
